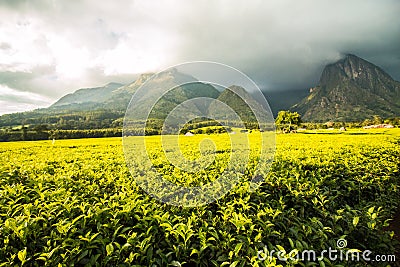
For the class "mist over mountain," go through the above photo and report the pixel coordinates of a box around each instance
[264,89,309,117]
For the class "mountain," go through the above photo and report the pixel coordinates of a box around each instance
[52,82,124,107]
[112,73,154,95]
[51,69,220,117]
[0,70,221,129]
[292,54,400,121]
[125,68,220,121]
[207,85,271,126]
[49,73,157,112]
[2,54,399,129]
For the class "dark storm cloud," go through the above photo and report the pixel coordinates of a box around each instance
[0,0,399,114]
[168,0,400,90]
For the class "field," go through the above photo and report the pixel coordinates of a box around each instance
[0,129,399,266]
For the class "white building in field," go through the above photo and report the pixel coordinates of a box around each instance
[363,124,394,129]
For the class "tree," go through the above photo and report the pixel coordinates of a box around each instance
[275,111,301,131]
[33,124,48,133]
[362,119,372,126]
[372,115,383,125]
[21,125,27,141]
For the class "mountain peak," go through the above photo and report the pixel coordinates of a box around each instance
[341,53,370,67]
[343,53,360,60]
[227,85,247,93]
[154,68,198,85]
[136,73,154,84]
[319,54,393,88]
[292,55,400,121]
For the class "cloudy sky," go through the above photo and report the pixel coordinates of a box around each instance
[0,0,399,115]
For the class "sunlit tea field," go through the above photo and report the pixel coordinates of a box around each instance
[0,129,399,266]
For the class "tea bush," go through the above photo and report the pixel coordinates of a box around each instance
[0,129,399,266]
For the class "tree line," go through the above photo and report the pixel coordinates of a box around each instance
[0,110,398,142]
[275,111,400,131]
[0,128,122,142]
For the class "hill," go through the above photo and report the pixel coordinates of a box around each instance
[0,70,221,130]
[52,82,124,107]
[208,85,271,127]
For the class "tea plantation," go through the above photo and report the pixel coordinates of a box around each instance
[0,129,399,266]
